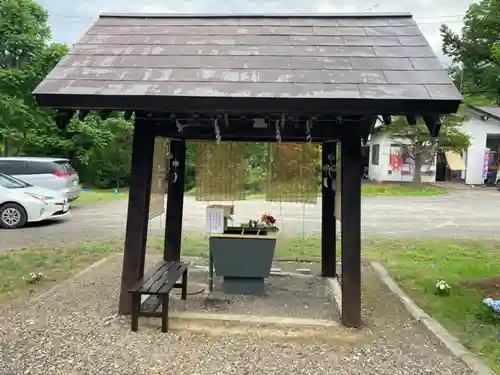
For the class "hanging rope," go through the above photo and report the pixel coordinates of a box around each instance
[275,119,282,142]
[306,119,312,142]
[214,118,221,143]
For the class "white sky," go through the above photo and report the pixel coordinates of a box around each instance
[38,0,475,62]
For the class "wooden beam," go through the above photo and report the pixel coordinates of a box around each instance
[340,137,362,328]
[152,119,358,142]
[118,121,155,315]
[156,133,335,142]
[423,115,442,137]
[164,139,187,262]
[321,141,337,277]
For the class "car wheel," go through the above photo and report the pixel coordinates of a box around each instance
[0,203,28,229]
[497,180,500,191]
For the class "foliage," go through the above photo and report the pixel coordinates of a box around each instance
[69,116,134,189]
[0,0,135,188]
[245,143,267,193]
[440,0,500,103]
[476,302,500,325]
[0,0,71,156]
[23,113,134,188]
[381,112,470,183]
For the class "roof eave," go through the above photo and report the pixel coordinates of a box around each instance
[34,92,461,115]
[98,12,414,19]
[467,105,500,122]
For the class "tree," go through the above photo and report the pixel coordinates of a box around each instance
[0,0,137,188]
[440,0,500,103]
[381,111,471,183]
[0,0,68,155]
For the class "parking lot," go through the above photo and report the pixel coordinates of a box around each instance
[1,189,499,252]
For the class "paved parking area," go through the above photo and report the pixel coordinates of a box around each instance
[1,189,499,251]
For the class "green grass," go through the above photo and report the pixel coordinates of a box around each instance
[76,183,441,204]
[0,236,497,371]
[74,188,128,205]
[186,184,443,198]
[364,238,500,373]
[0,241,120,302]
[360,184,442,196]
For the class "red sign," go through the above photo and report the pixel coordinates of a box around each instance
[390,151,402,171]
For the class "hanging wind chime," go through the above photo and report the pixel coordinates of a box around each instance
[323,144,336,190]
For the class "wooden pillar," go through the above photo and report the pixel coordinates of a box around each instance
[164,139,187,262]
[118,121,155,314]
[340,137,362,327]
[321,141,337,277]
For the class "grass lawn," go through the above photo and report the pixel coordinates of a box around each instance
[0,241,120,302]
[75,183,441,205]
[186,183,443,198]
[365,238,500,373]
[74,188,128,205]
[0,236,497,371]
[360,183,442,196]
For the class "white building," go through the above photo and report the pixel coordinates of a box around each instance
[368,106,500,185]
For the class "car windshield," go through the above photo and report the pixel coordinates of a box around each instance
[0,173,31,188]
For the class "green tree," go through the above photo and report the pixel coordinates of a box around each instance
[440,0,500,103]
[24,113,135,188]
[382,112,471,183]
[0,0,69,155]
[0,0,137,187]
[75,119,134,189]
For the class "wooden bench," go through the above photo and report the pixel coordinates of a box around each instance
[128,261,189,333]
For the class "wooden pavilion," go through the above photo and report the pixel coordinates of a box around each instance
[33,13,462,327]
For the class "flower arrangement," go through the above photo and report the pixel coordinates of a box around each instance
[261,214,276,227]
[247,214,278,231]
[435,280,451,295]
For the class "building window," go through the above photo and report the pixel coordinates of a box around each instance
[371,144,380,165]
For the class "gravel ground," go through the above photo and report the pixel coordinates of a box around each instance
[0,255,473,375]
[170,269,333,320]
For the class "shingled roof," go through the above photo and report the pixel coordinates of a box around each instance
[33,13,462,114]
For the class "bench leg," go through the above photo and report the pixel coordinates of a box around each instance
[181,269,188,301]
[161,293,169,333]
[131,293,140,332]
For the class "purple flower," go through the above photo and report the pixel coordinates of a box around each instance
[483,298,500,313]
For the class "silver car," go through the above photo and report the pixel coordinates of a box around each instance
[0,157,80,202]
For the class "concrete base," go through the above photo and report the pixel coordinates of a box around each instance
[169,311,340,328]
[326,277,343,316]
[222,277,265,295]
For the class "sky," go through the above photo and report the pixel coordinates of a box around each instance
[38,0,475,62]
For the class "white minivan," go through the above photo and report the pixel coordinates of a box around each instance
[0,157,80,202]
